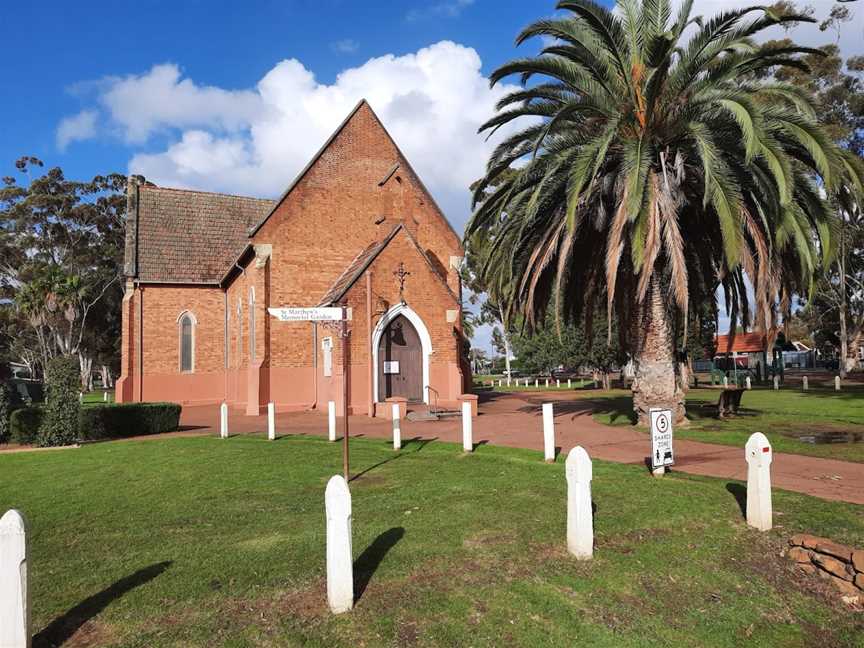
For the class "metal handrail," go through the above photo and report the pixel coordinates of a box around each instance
[425,385,440,416]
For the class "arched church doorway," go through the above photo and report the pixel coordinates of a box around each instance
[377,314,423,402]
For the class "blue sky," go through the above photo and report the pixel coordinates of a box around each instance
[3,0,860,353]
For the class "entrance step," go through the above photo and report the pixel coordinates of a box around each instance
[407,411,439,422]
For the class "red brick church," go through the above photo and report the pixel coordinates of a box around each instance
[116,100,471,416]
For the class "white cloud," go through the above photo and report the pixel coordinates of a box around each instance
[331,39,360,54]
[406,0,475,22]
[56,110,98,151]
[98,63,263,143]
[62,41,521,232]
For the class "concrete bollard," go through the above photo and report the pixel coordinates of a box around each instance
[267,402,276,440]
[328,401,336,442]
[325,476,353,614]
[392,403,401,450]
[542,403,555,463]
[835,375,841,391]
[103,391,108,402]
[745,376,751,390]
[802,376,808,391]
[220,403,228,439]
[0,509,29,648]
[745,433,773,532]
[545,378,549,388]
[534,379,538,388]
[723,376,728,388]
[79,392,83,404]
[566,447,593,560]
[556,379,560,389]
[567,379,571,389]
[773,375,779,390]
[462,401,473,452]
[507,378,511,387]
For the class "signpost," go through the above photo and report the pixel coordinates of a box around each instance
[271,305,351,479]
[649,408,674,476]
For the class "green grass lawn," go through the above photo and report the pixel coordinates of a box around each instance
[2,435,863,647]
[591,386,864,463]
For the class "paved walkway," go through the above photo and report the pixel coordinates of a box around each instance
[174,391,864,505]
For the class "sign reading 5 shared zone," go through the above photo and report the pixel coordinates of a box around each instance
[650,408,674,469]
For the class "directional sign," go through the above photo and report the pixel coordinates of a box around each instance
[650,408,674,469]
[268,307,348,322]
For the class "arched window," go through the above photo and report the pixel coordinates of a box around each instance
[178,311,197,373]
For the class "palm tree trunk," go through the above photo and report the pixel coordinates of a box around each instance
[632,277,686,425]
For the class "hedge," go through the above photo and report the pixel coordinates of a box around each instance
[78,403,182,441]
[8,403,181,445]
[10,407,44,445]
[39,355,81,447]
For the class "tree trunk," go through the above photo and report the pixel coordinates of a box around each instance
[632,278,686,425]
[839,249,848,379]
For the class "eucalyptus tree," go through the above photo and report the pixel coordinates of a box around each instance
[467,0,864,423]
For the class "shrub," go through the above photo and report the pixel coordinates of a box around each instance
[38,355,81,447]
[78,403,181,440]
[10,407,43,445]
[0,383,10,444]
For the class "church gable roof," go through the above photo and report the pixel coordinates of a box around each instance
[247,99,461,249]
[130,185,274,284]
[318,223,458,306]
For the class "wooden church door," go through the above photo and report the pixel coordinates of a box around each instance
[378,315,423,402]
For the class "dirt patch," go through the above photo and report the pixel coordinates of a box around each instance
[597,527,671,553]
[462,531,517,549]
[57,619,117,648]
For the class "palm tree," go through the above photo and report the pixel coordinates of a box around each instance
[467,0,864,424]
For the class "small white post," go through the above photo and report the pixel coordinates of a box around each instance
[567,379,571,389]
[835,375,841,391]
[723,376,729,388]
[534,379,538,388]
[566,447,593,560]
[507,378,511,387]
[220,402,228,439]
[556,379,560,389]
[0,509,29,648]
[745,376,751,390]
[267,402,276,441]
[103,391,108,402]
[392,403,401,450]
[79,392,83,404]
[325,476,353,614]
[802,376,808,391]
[542,403,555,463]
[745,433,773,532]
[328,401,337,442]
[545,378,549,388]
[773,375,779,390]
[462,401,473,452]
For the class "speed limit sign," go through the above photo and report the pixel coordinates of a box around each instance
[650,408,674,468]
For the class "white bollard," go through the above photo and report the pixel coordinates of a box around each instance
[325,476,353,614]
[745,376,751,390]
[802,376,808,391]
[392,403,401,450]
[535,379,539,388]
[507,378,511,387]
[267,402,276,440]
[835,375,841,392]
[567,379,571,389]
[0,509,29,648]
[556,379,560,389]
[773,375,779,390]
[462,401,473,452]
[328,401,337,442]
[566,447,593,560]
[545,378,549,388]
[220,402,228,439]
[723,376,729,388]
[103,391,108,402]
[542,403,555,463]
[79,392,83,404]
[745,433,773,531]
